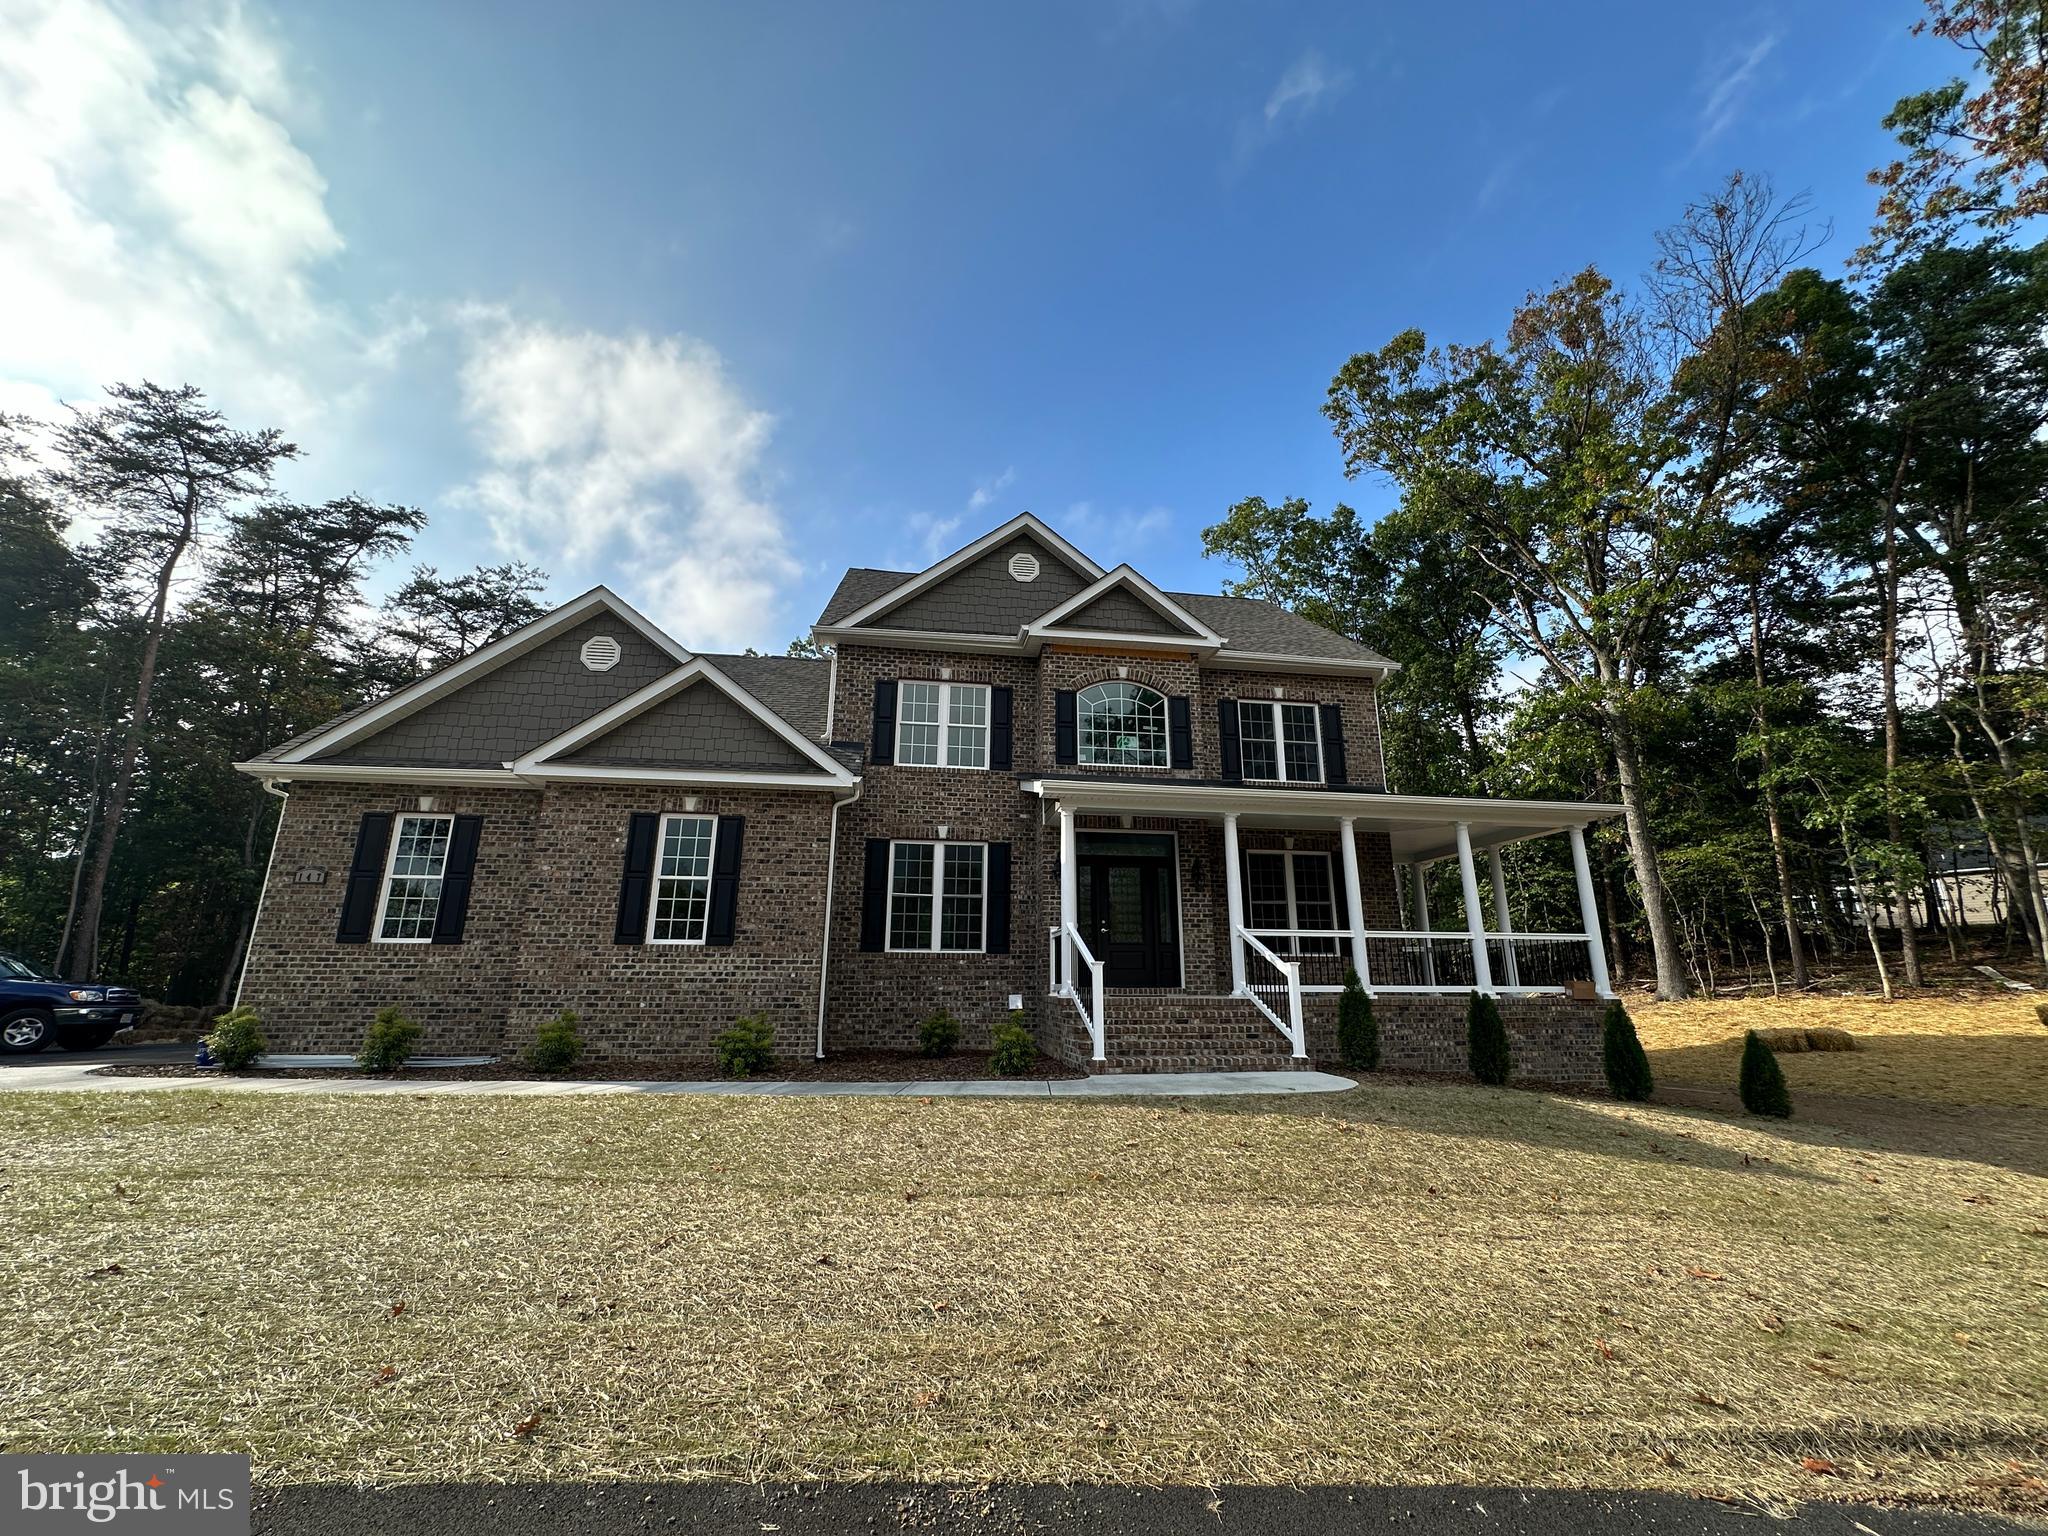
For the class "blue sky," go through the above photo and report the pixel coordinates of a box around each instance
[1,1,1933,650]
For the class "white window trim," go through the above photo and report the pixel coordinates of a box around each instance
[1237,699,1325,784]
[895,681,991,771]
[1245,849,1341,952]
[646,813,720,946]
[1076,681,1170,769]
[372,813,454,945]
[884,838,989,953]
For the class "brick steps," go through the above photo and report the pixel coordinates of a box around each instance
[1062,992,1309,1075]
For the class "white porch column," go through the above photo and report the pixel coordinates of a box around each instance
[1338,816,1370,987]
[1058,802,1077,993]
[1568,824,1613,998]
[1223,812,1246,994]
[1454,821,1496,994]
[1488,847,1521,989]
[1412,861,1437,986]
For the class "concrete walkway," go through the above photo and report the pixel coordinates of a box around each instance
[0,1046,1354,1098]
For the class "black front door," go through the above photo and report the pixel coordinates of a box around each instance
[1076,833,1181,988]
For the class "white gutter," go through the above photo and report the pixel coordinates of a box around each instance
[231,779,291,1011]
[814,779,863,1059]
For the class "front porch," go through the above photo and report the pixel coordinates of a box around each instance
[1023,778,1623,1070]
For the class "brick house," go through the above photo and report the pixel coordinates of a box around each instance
[235,513,1622,1083]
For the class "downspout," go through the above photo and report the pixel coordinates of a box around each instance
[815,778,863,1060]
[231,779,290,1010]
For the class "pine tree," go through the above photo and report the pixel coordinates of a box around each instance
[1337,966,1378,1071]
[1601,1001,1654,1101]
[1738,1030,1792,1117]
[1467,992,1511,1085]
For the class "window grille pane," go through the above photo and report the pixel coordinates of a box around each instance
[377,815,450,940]
[898,682,941,767]
[1291,855,1340,953]
[939,844,985,951]
[650,816,716,941]
[1245,852,1290,932]
[1281,703,1323,782]
[889,842,935,950]
[1078,682,1167,767]
[945,685,989,768]
[1238,703,1279,781]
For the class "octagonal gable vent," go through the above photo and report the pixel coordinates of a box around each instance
[1008,551,1041,583]
[580,634,622,672]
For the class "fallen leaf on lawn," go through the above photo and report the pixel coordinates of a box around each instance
[1861,1173,1881,1184]
[1757,1314,1784,1333]
[1806,1359,1847,1379]
[931,1300,950,1312]
[1953,1331,1983,1348]
[1800,1457,1843,1477]
[814,1254,837,1267]
[1691,1389,1731,1409]
[1594,1339,1616,1361]
[1685,1266,1725,1281]
[916,1097,932,1106]
[911,1390,941,1408]
[86,1262,123,1279]
[1961,1193,1991,1205]
[370,1365,397,1387]
[1827,1319,1864,1334]
[507,1412,542,1440]
[389,1300,407,1320]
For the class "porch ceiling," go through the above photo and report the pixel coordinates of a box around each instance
[1021,777,1623,861]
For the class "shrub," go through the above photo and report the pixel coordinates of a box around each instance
[1600,1001,1653,1101]
[1466,991,1510,1086]
[205,1006,266,1071]
[715,1013,776,1079]
[989,1011,1037,1077]
[917,1007,961,1058]
[527,1010,584,1075]
[1739,1029,1792,1117]
[1336,966,1378,1071]
[357,1007,422,1073]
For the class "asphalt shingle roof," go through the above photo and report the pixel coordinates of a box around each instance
[701,653,832,741]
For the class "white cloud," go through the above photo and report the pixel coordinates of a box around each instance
[1228,49,1349,176]
[450,314,796,652]
[1060,500,1172,552]
[0,0,360,435]
[965,466,1016,515]
[1693,30,1779,155]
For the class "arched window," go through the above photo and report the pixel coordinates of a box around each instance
[1077,681,1168,768]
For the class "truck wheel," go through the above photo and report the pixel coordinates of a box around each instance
[1,1010,53,1054]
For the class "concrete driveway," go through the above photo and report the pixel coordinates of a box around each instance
[0,1038,191,1072]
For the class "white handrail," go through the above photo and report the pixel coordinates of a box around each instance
[1235,925,1306,1058]
[1056,920,1106,1063]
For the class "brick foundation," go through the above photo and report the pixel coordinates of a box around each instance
[1304,991,1606,1090]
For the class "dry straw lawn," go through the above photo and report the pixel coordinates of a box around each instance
[3,1083,2045,1509]
[1633,992,2048,1109]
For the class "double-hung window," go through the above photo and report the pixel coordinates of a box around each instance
[1237,700,1323,783]
[375,814,453,942]
[897,681,990,769]
[1244,850,1341,956]
[886,840,987,952]
[648,814,718,943]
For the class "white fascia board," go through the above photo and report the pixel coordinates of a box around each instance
[810,625,1025,656]
[1021,778,1622,827]
[513,764,851,790]
[1022,627,1221,657]
[829,512,1106,630]
[274,587,692,764]
[1205,649,1400,679]
[514,657,856,784]
[1022,565,1224,646]
[232,762,526,788]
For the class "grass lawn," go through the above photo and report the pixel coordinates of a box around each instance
[3,1073,2044,1510]
[1634,992,2048,1110]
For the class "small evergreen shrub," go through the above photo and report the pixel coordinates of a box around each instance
[1738,1029,1792,1117]
[715,1013,775,1079]
[357,1007,423,1072]
[205,1006,266,1071]
[988,1011,1037,1077]
[1336,966,1379,1071]
[527,1010,584,1075]
[917,1007,961,1058]
[1467,991,1511,1086]
[1600,1000,1653,1101]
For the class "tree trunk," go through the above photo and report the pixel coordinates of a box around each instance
[67,502,194,982]
[1876,484,1922,987]
[1746,586,1808,986]
[1606,710,1689,999]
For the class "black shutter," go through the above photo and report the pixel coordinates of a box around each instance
[613,812,659,944]
[1217,699,1242,781]
[1320,703,1348,784]
[1168,696,1193,771]
[859,839,890,951]
[706,816,744,946]
[985,842,1011,954]
[1054,689,1077,765]
[430,815,484,944]
[989,686,1014,770]
[336,811,393,943]
[870,679,897,766]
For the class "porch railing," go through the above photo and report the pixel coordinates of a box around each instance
[1246,928,1349,990]
[1235,926,1306,1057]
[1488,933,1595,991]
[1046,923,1106,1062]
[1355,930,1594,994]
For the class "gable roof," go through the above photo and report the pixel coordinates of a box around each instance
[1021,565,1224,649]
[827,512,1106,633]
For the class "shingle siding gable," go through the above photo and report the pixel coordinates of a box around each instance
[320,615,675,767]
[1058,587,1199,637]
[559,680,815,771]
[864,535,1092,633]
